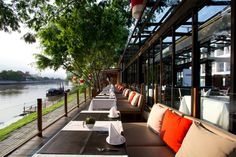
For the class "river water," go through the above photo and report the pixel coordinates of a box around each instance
[0,83,70,129]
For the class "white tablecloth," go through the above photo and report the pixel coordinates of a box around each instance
[88,99,116,111]
[62,121,123,133]
[99,85,113,95]
[179,96,229,130]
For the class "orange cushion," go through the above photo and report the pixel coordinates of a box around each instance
[129,92,136,103]
[118,85,122,91]
[160,110,192,153]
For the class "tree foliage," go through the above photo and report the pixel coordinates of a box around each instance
[1,0,132,88]
[33,0,131,88]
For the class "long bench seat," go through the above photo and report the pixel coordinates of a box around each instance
[122,103,236,157]
[114,87,144,115]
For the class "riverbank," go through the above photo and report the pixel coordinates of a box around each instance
[0,93,76,141]
[0,80,65,85]
[0,93,89,156]
[0,83,72,129]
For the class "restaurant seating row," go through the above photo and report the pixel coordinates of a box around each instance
[114,85,144,116]
[122,103,236,157]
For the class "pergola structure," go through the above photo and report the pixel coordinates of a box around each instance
[118,0,235,133]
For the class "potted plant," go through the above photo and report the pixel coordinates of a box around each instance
[84,117,96,129]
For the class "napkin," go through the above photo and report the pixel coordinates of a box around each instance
[107,123,122,144]
[201,89,211,96]
[109,87,115,93]
[109,91,116,99]
[109,106,118,117]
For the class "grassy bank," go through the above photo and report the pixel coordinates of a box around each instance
[0,93,77,141]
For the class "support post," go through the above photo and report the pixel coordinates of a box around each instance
[37,98,42,137]
[64,92,68,117]
[154,84,158,104]
[171,27,176,107]
[141,83,144,95]
[152,46,155,104]
[159,38,163,103]
[88,86,91,99]
[191,9,200,118]
[140,83,146,106]
[77,90,80,107]
[84,89,87,102]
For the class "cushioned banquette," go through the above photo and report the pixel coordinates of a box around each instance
[123,103,236,157]
[114,86,145,115]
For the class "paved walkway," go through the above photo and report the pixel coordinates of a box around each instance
[0,96,90,157]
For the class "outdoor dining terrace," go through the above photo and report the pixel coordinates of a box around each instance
[6,83,236,157]
[1,0,236,156]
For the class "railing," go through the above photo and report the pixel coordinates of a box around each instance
[0,87,92,157]
[36,87,92,136]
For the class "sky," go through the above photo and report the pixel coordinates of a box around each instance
[0,30,66,79]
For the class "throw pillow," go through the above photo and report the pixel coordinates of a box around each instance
[124,89,130,97]
[176,122,236,157]
[128,91,135,102]
[147,104,167,134]
[131,94,140,106]
[160,109,192,152]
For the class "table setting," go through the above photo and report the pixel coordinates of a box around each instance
[33,109,126,157]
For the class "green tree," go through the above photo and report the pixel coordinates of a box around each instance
[0,70,25,81]
[1,0,132,89]
[34,0,131,90]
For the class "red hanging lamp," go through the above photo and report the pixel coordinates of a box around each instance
[79,79,85,84]
[131,0,145,19]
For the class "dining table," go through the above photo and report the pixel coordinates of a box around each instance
[32,110,127,157]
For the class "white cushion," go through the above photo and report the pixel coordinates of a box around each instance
[122,88,127,96]
[131,94,140,106]
[128,91,135,101]
[176,122,236,157]
[147,104,167,134]
[124,89,130,97]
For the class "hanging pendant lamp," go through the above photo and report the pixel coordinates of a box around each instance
[131,0,145,19]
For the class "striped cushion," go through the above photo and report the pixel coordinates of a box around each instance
[122,88,127,95]
[128,91,135,102]
[137,94,143,108]
[124,89,130,97]
[131,94,140,106]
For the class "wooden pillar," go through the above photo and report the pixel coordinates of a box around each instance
[77,90,80,107]
[64,92,68,117]
[140,83,144,95]
[88,86,91,99]
[159,38,163,103]
[154,84,158,104]
[37,98,42,137]
[147,50,150,105]
[137,57,143,84]
[191,9,200,118]
[171,27,176,107]
[152,45,155,104]
[84,89,87,102]
[117,70,120,84]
